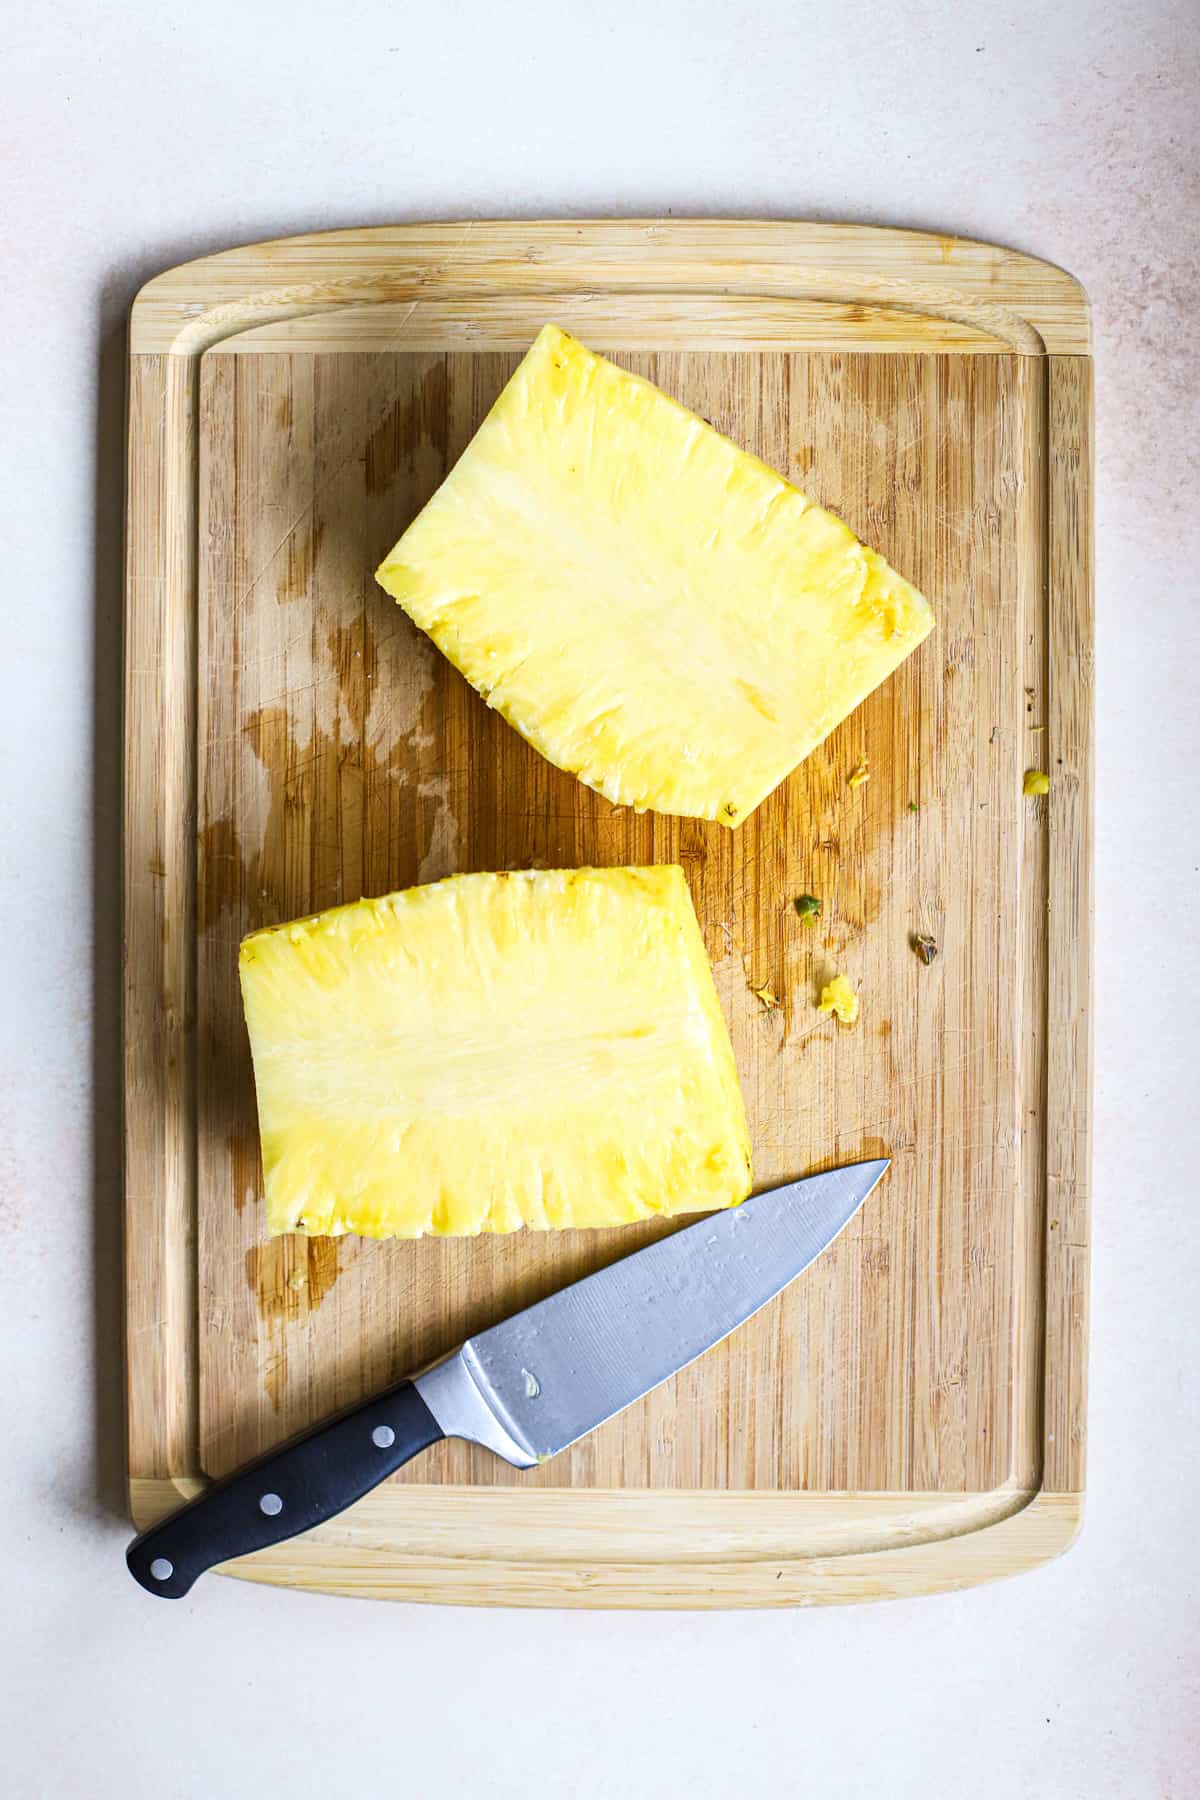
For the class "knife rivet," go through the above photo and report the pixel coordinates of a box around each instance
[259,1492,284,1516]
[149,1557,174,1581]
[371,1425,396,1449]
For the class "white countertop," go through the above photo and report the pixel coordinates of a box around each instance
[2,1,1197,1793]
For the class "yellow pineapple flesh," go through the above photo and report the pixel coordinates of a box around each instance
[377,325,934,826]
[239,867,751,1238]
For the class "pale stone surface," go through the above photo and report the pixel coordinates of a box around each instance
[0,1,1196,1794]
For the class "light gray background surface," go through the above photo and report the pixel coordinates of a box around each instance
[1,2,1197,1794]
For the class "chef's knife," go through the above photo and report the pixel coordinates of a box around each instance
[127,1158,888,1597]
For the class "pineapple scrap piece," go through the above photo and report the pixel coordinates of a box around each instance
[818,974,860,1025]
[377,325,934,826]
[239,867,751,1239]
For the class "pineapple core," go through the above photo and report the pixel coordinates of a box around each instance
[377,325,934,826]
[239,867,751,1238]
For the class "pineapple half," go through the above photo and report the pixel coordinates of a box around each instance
[377,324,934,826]
[239,866,751,1238]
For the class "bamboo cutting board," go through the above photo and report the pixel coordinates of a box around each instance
[124,222,1092,1605]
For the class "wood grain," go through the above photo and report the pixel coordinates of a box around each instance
[194,346,1041,1496]
[1044,357,1094,1494]
[129,1478,1081,1609]
[130,220,1090,357]
[124,355,197,1479]
[124,222,1093,1604]
[206,294,1011,355]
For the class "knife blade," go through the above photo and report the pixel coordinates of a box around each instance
[127,1158,888,1597]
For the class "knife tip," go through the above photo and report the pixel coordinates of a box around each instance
[855,1155,891,1187]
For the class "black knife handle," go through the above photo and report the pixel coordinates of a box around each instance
[126,1380,444,1598]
